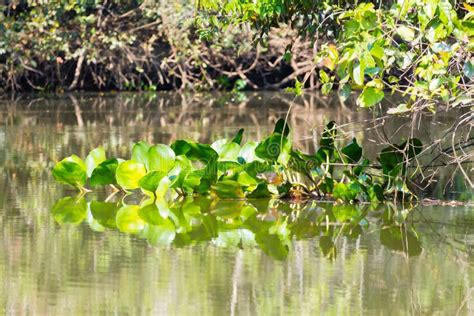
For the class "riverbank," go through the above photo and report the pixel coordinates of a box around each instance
[1,2,317,92]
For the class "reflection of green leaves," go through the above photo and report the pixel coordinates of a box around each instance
[51,196,87,225]
[255,233,289,261]
[143,221,176,246]
[116,160,147,190]
[52,155,87,189]
[139,202,165,225]
[90,201,119,228]
[332,204,360,222]
[212,180,244,198]
[116,205,146,234]
[52,196,422,260]
[319,236,337,259]
[380,226,422,256]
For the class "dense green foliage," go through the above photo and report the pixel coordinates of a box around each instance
[198,0,473,112]
[53,119,423,202]
[52,195,422,259]
[3,0,472,111]
[0,1,300,91]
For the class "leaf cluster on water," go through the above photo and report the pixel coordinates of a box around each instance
[52,119,423,203]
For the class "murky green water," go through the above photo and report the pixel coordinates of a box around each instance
[0,93,472,314]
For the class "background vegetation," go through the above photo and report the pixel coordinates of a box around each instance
[1,0,315,91]
[1,1,472,113]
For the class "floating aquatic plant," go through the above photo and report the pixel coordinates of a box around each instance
[52,119,423,203]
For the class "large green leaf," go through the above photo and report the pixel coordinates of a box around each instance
[131,141,151,165]
[238,141,262,163]
[52,155,87,189]
[90,158,120,186]
[138,171,167,193]
[333,182,361,201]
[273,119,290,137]
[171,140,218,162]
[231,128,244,145]
[85,147,106,177]
[147,144,176,173]
[352,61,365,86]
[211,139,241,162]
[341,138,362,163]
[255,133,290,163]
[463,60,474,79]
[357,87,384,108]
[396,25,415,41]
[115,160,147,190]
[379,138,423,174]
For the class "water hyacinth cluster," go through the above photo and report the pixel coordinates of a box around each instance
[52,120,423,202]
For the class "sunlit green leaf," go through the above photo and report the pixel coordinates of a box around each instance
[116,160,147,190]
[138,171,167,193]
[148,144,176,173]
[131,141,151,165]
[357,87,384,108]
[396,25,415,41]
[85,147,106,177]
[52,155,87,189]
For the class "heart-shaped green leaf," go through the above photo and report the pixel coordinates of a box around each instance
[52,155,87,189]
[148,144,176,173]
[85,147,106,177]
[90,158,120,186]
[116,160,147,190]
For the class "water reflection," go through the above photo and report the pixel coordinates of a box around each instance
[1,92,472,314]
[1,92,470,200]
[52,195,425,259]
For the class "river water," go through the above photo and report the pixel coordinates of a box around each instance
[0,92,472,314]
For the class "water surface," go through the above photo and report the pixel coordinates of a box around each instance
[0,92,472,314]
